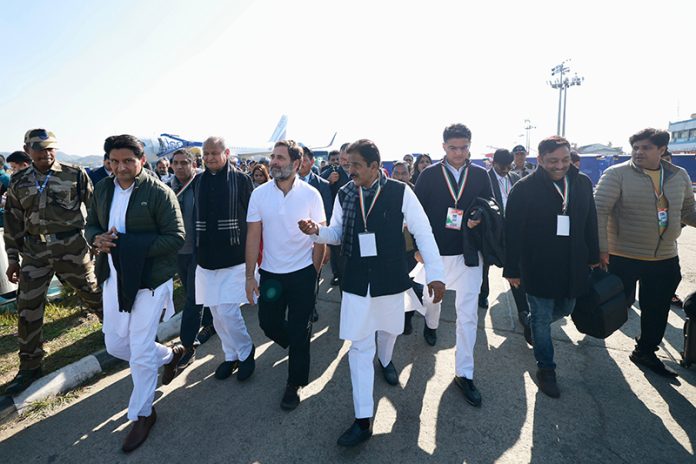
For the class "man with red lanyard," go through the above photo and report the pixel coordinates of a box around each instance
[414,123,493,407]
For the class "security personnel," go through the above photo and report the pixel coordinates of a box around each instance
[3,129,103,395]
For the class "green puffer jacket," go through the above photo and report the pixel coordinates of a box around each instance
[85,169,185,287]
[594,159,696,260]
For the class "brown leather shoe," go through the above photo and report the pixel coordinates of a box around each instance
[162,344,186,385]
[122,407,157,453]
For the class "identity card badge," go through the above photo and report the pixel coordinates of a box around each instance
[657,208,668,228]
[445,207,464,230]
[358,232,378,257]
[557,215,570,236]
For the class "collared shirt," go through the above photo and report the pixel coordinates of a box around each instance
[493,170,511,210]
[107,178,135,269]
[247,176,326,273]
[444,159,467,183]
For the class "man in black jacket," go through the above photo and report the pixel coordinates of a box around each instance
[479,149,529,327]
[503,136,599,398]
[414,123,493,407]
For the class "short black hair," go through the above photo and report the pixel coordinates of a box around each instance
[328,150,340,159]
[570,150,581,163]
[629,128,670,148]
[303,146,315,160]
[339,142,351,152]
[538,136,571,157]
[274,140,303,161]
[106,134,145,159]
[443,123,472,142]
[347,139,381,166]
[171,148,195,163]
[492,149,513,165]
[7,150,31,164]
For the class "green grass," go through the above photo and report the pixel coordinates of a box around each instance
[0,278,185,390]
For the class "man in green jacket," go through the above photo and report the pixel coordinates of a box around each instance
[86,134,186,452]
[595,128,696,378]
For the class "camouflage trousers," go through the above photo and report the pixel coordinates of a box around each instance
[17,232,102,369]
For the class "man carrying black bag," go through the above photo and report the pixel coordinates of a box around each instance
[504,136,599,398]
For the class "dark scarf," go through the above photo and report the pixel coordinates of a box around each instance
[194,161,241,247]
[338,173,388,257]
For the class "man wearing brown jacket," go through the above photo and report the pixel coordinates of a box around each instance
[595,128,696,378]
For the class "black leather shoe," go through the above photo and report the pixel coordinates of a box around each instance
[280,384,301,410]
[197,325,216,345]
[4,367,43,396]
[162,344,186,385]
[337,420,372,447]
[331,276,340,286]
[454,376,482,407]
[381,361,399,386]
[177,346,196,369]
[478,296,489,309]
[423,326,437,346]
[122,407,157,453]
[536,368,560,398]
[237,345,256,382]
[630,349,678,378]
[215,360,239,380]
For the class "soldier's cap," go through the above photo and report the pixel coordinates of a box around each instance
[511,145,527,154]
[25,129,59,150]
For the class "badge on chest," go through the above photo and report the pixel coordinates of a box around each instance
[445,207,464,230]
[358,232,377,257]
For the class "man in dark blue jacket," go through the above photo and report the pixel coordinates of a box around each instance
[504,135,599,398]
[414,123,493,407]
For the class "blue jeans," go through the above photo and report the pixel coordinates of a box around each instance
[526,295,575,369]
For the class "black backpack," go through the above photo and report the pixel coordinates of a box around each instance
[572,268,627,339]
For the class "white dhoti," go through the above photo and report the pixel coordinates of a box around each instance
[102,260,175,421]
[195,264,253,362]
[341,288,403,419]
[414,254,483,379]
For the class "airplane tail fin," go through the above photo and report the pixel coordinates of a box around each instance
[311,132,337,150]
[268,115,288,143]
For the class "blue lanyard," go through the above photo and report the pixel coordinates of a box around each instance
[35,172,52,193]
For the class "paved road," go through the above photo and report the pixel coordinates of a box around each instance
[1,229,695,463]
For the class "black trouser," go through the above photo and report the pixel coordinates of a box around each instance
[258,264,317,386]
[329,245,342,278]
[609,255,681,353]
[177,253,213,348]
[480,264,529,315]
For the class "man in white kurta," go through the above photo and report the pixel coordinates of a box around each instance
[194,137,255,381]
[299,139,445,447]
[86,135,186,452]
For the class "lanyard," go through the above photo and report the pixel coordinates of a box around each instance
[652,166,664,200]
[441,163,469,207]
[35,171,52,193]
[552,176,569,214]
[175,173,196,198]
[358,181,383,232]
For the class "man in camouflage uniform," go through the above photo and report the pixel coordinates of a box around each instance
[3,129,102,395]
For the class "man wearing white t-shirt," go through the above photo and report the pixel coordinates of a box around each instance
[245,140,326,410]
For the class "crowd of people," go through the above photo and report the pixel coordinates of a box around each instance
[2,124,695,453]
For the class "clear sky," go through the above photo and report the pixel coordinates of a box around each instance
[1,0,695,159]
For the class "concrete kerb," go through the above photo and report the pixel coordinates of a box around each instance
[0,312,183,424]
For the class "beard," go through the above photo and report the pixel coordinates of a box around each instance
[270,164,295,180]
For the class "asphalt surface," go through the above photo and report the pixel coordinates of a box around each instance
[1,228,695,463]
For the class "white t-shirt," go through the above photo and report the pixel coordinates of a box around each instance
[247,176,326,274]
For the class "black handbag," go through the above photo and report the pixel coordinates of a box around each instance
[572,268,627,339]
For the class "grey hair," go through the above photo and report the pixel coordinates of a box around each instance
[203,136,226,151]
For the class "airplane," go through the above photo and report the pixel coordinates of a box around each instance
[139,115,337,163]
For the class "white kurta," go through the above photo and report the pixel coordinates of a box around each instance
[315,183,445,341]
[195,263,248,306]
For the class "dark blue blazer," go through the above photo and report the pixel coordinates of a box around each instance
[306,172,333,222]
